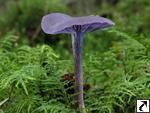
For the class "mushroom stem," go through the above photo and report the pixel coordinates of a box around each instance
[72,32,86,113]
[71,33,75,56]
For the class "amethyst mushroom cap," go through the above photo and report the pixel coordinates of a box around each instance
[41,13,114,34]
[41,13,115,113]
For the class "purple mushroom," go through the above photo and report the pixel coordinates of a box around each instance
[41,13,114,113]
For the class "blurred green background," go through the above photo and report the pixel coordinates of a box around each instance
[0,0,150,113]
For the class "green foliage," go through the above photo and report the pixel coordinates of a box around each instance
[0,0,68,42]
[0,30,149,113]
[83,30,150,113]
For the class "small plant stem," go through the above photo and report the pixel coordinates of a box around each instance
[72,32,86,113]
